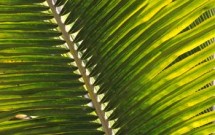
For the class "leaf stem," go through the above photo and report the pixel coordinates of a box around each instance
[46,0,112,134]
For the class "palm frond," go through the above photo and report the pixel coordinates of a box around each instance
[0,0,214,134]
[0,1,103,134]
[54,0,215,134]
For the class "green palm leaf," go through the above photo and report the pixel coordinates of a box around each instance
[0,0,214,135]
[0,1,103,135]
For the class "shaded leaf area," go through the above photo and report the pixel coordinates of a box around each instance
[55,0,215,134]
[0,1,103,135]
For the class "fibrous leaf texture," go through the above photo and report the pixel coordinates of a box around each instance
[0,0,215,135]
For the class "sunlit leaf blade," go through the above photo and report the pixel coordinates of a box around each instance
[0,13,53,22]
[1,0,214,134]
[0,0,45,5]
[0,22,58,30]
[0,39,65,49]
[0,5,49,13]
[0,1,103,134]
[58,0,215,134]
[0,47,69,56]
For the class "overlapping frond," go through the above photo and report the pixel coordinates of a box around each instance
[54,0,215,134]
[0,1,103,134]
[0,0,214,134]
